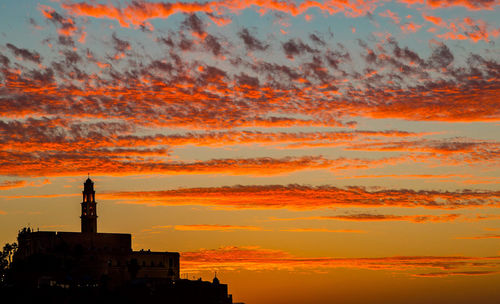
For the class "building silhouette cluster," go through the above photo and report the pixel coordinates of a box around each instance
[4,178,233,304]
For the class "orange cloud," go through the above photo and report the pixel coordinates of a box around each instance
[484,227,500,231]
[2,116,494,178]
[60,0,498,31]
[400,0,499,10]
[400,22,422,33]
[422,14,444,26]
[0,193,79,199]
[2,118,494,178]
[315,213,460,223]
[0,154,401,177]
[39,5,87,44]
[280,228,365,233]
[347,139,500,165]
[379,9,401,24]
[0,179,51,190]
[412,271,499,277]
[0,180,27,190]
[180,245,500,273]
[271,213,500,223]
[174,224,262,231]
[456,234,500,240]
[2,29,499,129]
[206,13,232,26]
[61,0,377,29]
[436,17,500,43]
[102,185,500,210]
[338,174,473,180]
[0,117,430,152]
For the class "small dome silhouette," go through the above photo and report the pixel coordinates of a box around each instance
[212,273,220,285]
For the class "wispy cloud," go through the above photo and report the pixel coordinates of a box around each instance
[180,245,500,273]
[412,270,499,277]
[456,234,500,240]
[102,185,500,210]
[174,224,263,231]
[280,228,365,233]
[60,0,499,32]
[272,213,461,223]
[0,180,27,190]
[0,179,51,190]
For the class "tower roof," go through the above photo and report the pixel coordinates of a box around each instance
[83,175,95,192]
[212,272,219,284]
[85,173,93,184]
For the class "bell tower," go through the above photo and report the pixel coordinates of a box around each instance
[81,176,97,233]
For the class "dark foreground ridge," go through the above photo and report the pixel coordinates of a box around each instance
[0,178,233,304]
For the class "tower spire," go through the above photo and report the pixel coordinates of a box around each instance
[213,271,220,284]
[81,177,97,233]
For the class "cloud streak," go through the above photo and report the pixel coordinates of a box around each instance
[174,224,263,231]
[0,180,27,190]
[0,153,408,177]
[456,234,500,240]
[61,0,379,29]
[102,184,500,210]
[286,213,461,223]
[180,245,500,273]
[412,270,499,277]
[61,0,500,30]
[280,228,365,233]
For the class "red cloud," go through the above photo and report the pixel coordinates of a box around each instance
[347,139,500,165]
[2,29,499,128]
[317,213,461,223]
[180,245,500,273]
[101,185,500,210]
[422,14,445,26]
[0,180,27,190]
[379,9,401,24]
[437,17,500,43]
[400,21,422,33]
[39,5,86,43]
[0,179,51,190]
[271,213,500,222]
[60,0,498,31]
[412,270,499,277]
[0,153,403,177]
[61,0,377,29]
[401,0,499,10]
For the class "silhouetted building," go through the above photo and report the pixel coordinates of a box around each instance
[8,178,234,304]
[14,178,179,288]
[81,177,97,233]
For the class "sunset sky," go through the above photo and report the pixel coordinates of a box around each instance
[0,0,499,303]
